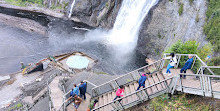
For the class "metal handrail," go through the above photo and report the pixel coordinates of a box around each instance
[179,73,220,78]
[201,66,220,68]
[94,53,204,92]
[91,59,164,92]
[92,73,220,110]
[177,73,220,97]
[164,54,215,75]
[92,77,173,111]
[63,80,98,97]
[60,80,98,111]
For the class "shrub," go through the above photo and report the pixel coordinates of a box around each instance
[189,0,194,5]
[178,3,184,16]
[6,0,43,6]
[164,40,214,73]
[196,13,199,22]
[198,43,213,61]
[165,40,199,55]
[207,56,220,75]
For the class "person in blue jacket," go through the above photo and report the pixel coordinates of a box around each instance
[136,71,150,90]
[72,84,79,96]
[79,81,87,100]
[180,54,194,79]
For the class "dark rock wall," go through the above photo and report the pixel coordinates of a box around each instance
[71,0,122,28]
[137,0,207,59]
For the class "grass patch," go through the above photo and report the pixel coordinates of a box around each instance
[178,3,184,16]
[9,103,22,111]
[5,0,44,7]
[149,94,216,111]
[95,72,108,75]
[5,0,26,6]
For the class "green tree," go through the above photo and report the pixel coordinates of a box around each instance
[203,0,220,52]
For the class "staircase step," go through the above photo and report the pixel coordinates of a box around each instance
[212,82,220,92]
[107,93,113,110]
[103,94,108,111]
[145,77,153,95]
[122,86,129,105]
[147,76,158,93]
[126,85,132,103]
[152,74,163,91]
[129,84,138,102]
[181,79,201,89]
[157,73,167,88]
[98,96,104,111]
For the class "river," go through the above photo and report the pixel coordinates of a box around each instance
[0,15,146,75]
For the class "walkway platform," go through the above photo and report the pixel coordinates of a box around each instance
[49,76,64,110]
[66,94,91,111]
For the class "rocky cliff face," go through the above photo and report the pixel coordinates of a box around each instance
[43,0,208,59]
[70,0,122,28]
[66,0,208,59]
[138,0,208,59]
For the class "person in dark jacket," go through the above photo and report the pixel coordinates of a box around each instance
[79,81,87,100]
[180,54,194,79]
[136,71,150,90]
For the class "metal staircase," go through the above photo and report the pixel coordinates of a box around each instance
[60,54,220,111]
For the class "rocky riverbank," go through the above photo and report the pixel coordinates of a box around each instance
[0,13,47,35]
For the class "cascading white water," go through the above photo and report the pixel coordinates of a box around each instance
[68,0,76,18]
[107,0,158,62]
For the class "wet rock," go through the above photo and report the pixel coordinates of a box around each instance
[72,0,92,16]
[22,96,34,105]
[137,0,208,59]
[69,0,122,28]
[0,75,10,81]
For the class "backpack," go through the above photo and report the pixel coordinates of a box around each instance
[70,89,74,96]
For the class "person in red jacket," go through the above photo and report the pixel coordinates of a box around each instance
[113,85,125,102]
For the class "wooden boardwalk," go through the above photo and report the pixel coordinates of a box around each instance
[56,54,220,111]
[90,68,220,111]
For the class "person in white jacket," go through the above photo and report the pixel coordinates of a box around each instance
[163,53,177,76]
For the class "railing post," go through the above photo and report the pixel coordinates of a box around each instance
[196,67,201,75]
[110,80,119,91]
[208,77,213,97]
[142,89,149,101]
[161,59,165,69]
[130,73,136,81]
[171,76,179,95]
[63,96,66,111]
[113,101,123,110]
[200,68,205,96]
[191,57,197,69]
[176,55,181,68]
[136,91,144,102]
[179,75,183,92]
[159,60,164,70]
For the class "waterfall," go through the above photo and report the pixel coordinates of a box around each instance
[107,0,158,62]
[68,0,76,18]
